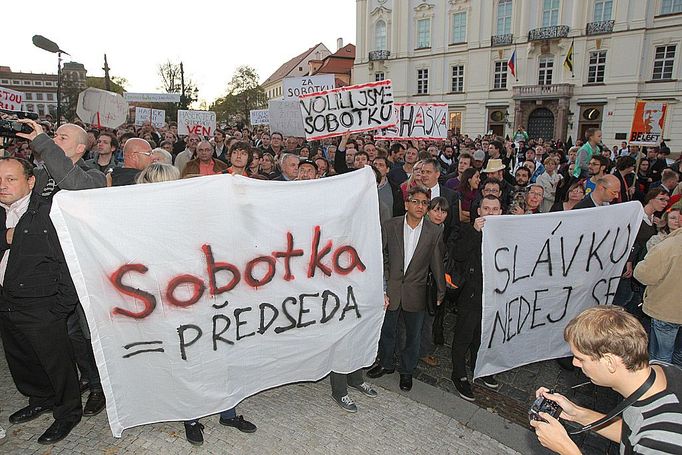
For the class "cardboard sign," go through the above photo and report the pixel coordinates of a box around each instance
[474,202,644,378]
[376,103,448,140]
[268,99,306,137]
[249,109,270,125]
[283,74,335,99]
[177,110,217,136]
[298,80,395,141]
[629,100,668,146]
[50,168,384,437]
[76,88,128,129]
[135,107,166,128]
[124,92,181,103]
[0,86,25,111]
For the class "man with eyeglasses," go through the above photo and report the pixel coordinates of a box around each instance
[109,138,153,186]
[573,174,621,210]
[367,186,445,392]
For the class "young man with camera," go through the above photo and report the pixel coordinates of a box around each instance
[531,307,682,454]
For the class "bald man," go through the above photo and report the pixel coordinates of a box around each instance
[16,119,106,197]
[573,174,622,209]
[107,138,153,186]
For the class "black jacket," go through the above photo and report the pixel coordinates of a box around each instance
[447,223,482,308]
[0,194,78,315]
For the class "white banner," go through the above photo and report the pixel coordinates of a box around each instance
[76,88,129,129]
[299,80,395,141]
[283,74,335,99]
[123,92,181,103]
[249,109,269,125]
[0,86,25,111]
[50,168,384,437]
[134,107,166,128]
[475,202,644,378]
[376,103,448,140]
[177,110,217,136]
[268,99,306,137]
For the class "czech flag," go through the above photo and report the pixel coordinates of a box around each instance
[508,50,516,78]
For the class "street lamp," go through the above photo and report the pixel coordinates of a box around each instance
[32,35,69,127]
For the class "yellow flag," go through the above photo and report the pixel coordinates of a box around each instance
[564,41,574,73]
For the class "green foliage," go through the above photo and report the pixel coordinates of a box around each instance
[211,66,267,126]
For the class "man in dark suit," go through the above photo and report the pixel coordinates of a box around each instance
[367,186,446,391]
[0,157,81,444]
[573,175,621,209]
[419,158,458,240]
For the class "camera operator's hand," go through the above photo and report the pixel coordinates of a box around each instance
[15,119,43,142]
[535,388,582,423]
[530,412,581,455]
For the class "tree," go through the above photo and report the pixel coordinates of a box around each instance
[86,76,127,94]
[211,66,267,126]
[157,60,198,112]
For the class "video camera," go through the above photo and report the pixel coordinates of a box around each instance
[0,109,37,139]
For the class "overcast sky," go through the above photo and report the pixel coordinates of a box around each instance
[4,0,356,104]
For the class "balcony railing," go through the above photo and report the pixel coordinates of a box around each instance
[586,20,615,35]
[368,50,391,61]
[513,83,574,99]
[528,25,570,41]
[491,34,513,47]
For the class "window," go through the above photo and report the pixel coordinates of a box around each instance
[587,50,607,83]
[34,80,43,86]
[375,72,385,81]
[451,12,467,44]
[417,18,431,48]
[36,93,44,101]
[653,45,676,80]
[417,69,429,94]
[542,0,560,27]
[23,80,31,85]
[37,105,45,115]
[449,112,462,134]
[661,0,682,14]
[26,104,34,112]
[0,79,8,84]
[375,20,387,50]
[26,93,33,100]
[451,65,464,92]
[497,0,513,35]
[12,80,20,85]
[593,0,613,21]
[538,56,554,85]
[494,61,508,89]
[47,93,54,101]
[45,81,53,86]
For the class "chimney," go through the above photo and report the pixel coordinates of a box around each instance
[337,38,344,51]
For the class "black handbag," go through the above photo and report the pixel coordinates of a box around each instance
[425,271,436,316]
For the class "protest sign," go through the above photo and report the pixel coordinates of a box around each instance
[177,110,217,136]
[629,100,668,146]
[283,74,335,99]
[124,92,181,103]
[376,103,448,140]
[50,168,384,437]
[0,86,25,111]
[249,109,269,125]
[298,80,395,141]
[474,202,644,378]
[268,99,306,137]
[76,88,128,128]
[134,107,166,128]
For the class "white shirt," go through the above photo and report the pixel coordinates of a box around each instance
[429,183,440,200]
[0,193,31,285]
[403,216,424,272]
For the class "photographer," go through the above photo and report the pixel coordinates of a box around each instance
[14,118,106,196]
[531,306,682,454]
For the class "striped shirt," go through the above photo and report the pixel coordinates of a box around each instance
[621,365,682,454]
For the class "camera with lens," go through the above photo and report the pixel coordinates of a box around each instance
[0,110,37,139]
[529,390,563,423]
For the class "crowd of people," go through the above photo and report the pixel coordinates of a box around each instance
[0,115,681,453]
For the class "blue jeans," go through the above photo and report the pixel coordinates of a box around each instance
[186,407,236,425]
[378,307,425,375]
[650,319,682,367]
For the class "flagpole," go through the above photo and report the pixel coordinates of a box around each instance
[514,39,518,82]
[571,39,575,78]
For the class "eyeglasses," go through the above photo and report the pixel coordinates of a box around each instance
[655,197,670,203]
[134,151,154,157]
[408,199,429,206]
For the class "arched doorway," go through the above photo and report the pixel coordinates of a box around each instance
[527,108,555,140]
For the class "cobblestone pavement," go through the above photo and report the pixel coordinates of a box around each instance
[417,310,621,455]
[0,347,518,455]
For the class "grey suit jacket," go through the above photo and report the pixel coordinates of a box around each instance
[382,216,446,312]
